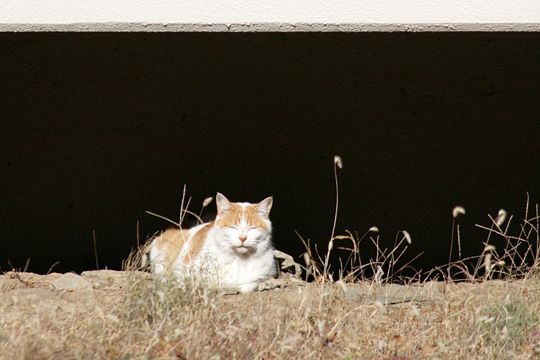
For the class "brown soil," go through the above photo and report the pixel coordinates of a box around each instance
[1,271,539,359]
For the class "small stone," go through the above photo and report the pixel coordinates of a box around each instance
[274,250,302,278]
[258,277,284,291]
[50,273,91,291]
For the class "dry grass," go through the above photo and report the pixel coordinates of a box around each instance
[1,271,540,359]
[1,174,539,359]
[1,198,539,360]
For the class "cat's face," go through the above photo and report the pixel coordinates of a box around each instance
[214,193,273,255]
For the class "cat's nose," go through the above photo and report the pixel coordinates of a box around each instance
[239,235,247,242]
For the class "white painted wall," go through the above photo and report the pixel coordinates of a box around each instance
[1,0,540,24]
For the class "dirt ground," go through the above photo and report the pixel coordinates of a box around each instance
[1,270,540,359]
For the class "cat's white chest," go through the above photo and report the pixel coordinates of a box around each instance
[207,242,276,291]
[221,257,263,284]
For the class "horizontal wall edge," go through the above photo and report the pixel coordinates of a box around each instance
[1,23,540,32]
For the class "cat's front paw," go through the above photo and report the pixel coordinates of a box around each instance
[238,282,258,293]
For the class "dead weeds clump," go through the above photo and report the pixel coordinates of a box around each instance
[1,161,540,359]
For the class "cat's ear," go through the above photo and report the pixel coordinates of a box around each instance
[216,192,231,214]
[257,196,273,218]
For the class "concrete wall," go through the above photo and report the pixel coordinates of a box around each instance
[1,33,539,274]
[1,0,540,31]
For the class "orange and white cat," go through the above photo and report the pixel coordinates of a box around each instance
[146,193,277,292]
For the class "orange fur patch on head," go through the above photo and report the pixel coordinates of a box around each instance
[246,205,269,229]
[215,203,241,227]
[184,222,214,262]
[215,203,268,230]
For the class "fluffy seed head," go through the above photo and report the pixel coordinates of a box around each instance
[452,206,466,218]
[302,252,311,266]
[369,226,380,233]
[202,196,213,208]
[402,230,412,244]
[333,155,343,169]
[495,209,507,227]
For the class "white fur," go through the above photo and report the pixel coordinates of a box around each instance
[181,225,276,292]
[148,196,277,293]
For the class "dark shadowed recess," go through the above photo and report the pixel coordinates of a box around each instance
[0,33,539,276]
